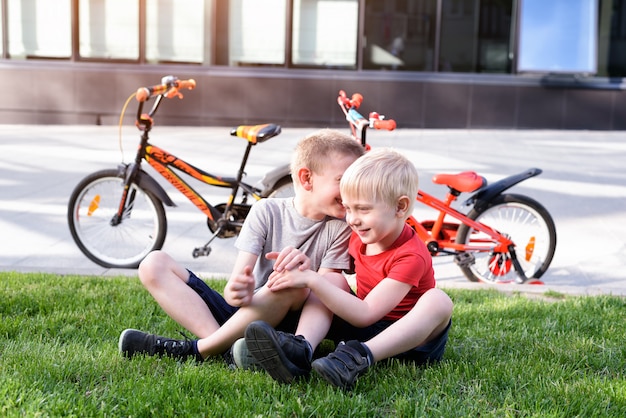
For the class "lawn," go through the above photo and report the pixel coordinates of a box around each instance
[1,272,624,417]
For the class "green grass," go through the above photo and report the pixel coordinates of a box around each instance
[1,272,624,417]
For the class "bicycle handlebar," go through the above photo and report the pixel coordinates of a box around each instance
[338,90,396,131]
[338,90,363,109]
[135,77,196,102]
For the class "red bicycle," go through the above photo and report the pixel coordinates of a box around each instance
[271,91,557,284]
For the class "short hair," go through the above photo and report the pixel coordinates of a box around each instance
[340,148,419,216]
[291,129,364,178]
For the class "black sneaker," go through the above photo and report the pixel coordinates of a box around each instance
[244,320,313,383]
[311,341,370,390]
[118,329,202,362]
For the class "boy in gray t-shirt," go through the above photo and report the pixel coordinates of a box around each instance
[119,129,364,364]
[236,197,351,290]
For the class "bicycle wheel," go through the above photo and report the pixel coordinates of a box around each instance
[67,169,167,268]
[267,176,295,198]
[455,193,556,284]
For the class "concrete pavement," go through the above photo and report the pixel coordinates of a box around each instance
[1,124,625,297]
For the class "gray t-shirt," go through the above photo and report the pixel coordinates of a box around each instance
[235,198,351,289]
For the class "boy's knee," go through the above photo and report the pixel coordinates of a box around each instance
[259,286,309,309]
[138,250,170,286]
[423,288,454,316]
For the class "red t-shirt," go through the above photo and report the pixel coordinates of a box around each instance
[349,223,435,321]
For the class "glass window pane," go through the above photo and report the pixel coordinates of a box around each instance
[292,0,358,68]
[7,0,71,58]
[517,0,597,74]
[79,0,139,59]
[363,0,436,71]
[146,0,205,63]
[440,0,513,73]
[228,0,286,66]
[600,0,626,77]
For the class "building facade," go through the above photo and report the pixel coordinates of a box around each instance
[1,0,625,129]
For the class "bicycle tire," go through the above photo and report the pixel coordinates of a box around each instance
[455,193,556,284]
[67,169,167,268]
[267,176,295,198]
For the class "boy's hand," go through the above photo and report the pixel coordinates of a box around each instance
[225,265,255,307]
[267,268,312,291]
[266,247,311,273]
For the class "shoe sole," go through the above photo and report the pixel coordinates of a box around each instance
[231,338,262,371]
[244,321,304,384]
[118,328,140,357]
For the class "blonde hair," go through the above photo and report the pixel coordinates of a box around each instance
[291,129,364,178]
[340,148,419,217]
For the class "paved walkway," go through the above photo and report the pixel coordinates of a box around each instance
[1,125,625,296]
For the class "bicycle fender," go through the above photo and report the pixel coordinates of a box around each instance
[257,163,291,196]
[137,169,176,207]
[465,168,542,210]
[118,164,176,207]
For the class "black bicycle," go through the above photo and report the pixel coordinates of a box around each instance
[68,76,292,268]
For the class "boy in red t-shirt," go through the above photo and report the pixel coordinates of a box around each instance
[244,148,453,390]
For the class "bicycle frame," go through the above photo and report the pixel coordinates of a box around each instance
[142,141,263,221]
[411,190,513,254]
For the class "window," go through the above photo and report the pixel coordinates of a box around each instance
[291,0,358,68]
[146,0,205,63]
[439,0,513,73]
[226,0,286,66]
[78,0,139,60]
[363,0,436,71]
[517,0,597,74]
[7,0,71,58]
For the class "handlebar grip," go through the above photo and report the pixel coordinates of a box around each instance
[350,93,363,109]
[372,119,396,131]
[177,79,196,90]
[135,78,196,102]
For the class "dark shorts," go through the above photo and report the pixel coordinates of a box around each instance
[186,270,300,332]
[326,315,451,365]
[188,271,450,363]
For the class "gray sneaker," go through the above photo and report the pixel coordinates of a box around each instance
[231,338,262,370]
[311,340,370,390]
[244,320,313,383]
[118,329,202,362]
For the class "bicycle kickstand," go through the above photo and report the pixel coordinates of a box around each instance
[509,246,529,284]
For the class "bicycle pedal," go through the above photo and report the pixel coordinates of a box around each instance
[454,252,474,267]
[192,247,212,258]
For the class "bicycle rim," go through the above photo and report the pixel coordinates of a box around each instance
[457,194,556,284]
[69,173,166,268]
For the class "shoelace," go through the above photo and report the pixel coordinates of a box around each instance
[155,331,193,356]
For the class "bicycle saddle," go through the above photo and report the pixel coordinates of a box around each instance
[231,123,282,144]
[432,171,485,193]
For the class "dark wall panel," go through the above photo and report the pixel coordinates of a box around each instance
[0,63,624,130]
[563,89,613,130]
[469,85,517,128]
[423,83,471,128]
[517,87,566,129]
